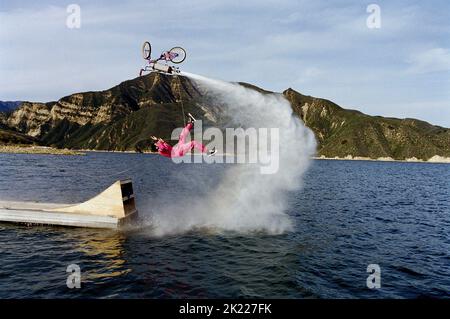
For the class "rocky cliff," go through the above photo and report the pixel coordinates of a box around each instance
[0,123,36,145]
[1,73,449,160]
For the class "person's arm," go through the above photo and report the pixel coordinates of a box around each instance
[155,141,172,157]
[153,138,169,150]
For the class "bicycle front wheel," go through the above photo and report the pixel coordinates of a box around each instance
[169,47,186,64]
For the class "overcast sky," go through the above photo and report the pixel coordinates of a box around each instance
[1,0,449,126]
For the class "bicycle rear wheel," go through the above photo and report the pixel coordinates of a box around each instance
[142,41,152,59]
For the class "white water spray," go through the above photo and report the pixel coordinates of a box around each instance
[145,72,316,236]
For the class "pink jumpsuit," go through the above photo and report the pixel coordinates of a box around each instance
[154,122,207,158]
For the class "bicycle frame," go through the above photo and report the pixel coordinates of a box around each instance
[148,51,179,64]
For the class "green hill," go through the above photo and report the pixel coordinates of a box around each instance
[283,88,450,159]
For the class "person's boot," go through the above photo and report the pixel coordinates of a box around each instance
[187,113,197,123]
[208,147,217,156]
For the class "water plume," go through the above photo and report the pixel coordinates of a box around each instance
[144,72,316,236]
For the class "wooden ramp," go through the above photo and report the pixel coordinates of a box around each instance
[0,180,138,229]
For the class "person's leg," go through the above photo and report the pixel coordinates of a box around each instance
[170,144,183,157]
[178,122,193,145]
[190,140,207,153]
[172,142,193,157]
[173,140,207,157]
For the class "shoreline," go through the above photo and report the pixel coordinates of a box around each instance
[313,155,450,164]
[0,145,85,156]
[2,145,450,164]
[75,149,450,164]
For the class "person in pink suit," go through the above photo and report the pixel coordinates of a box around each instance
[151,113,216,158]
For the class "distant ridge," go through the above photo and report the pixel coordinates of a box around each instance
[0,101,22,113]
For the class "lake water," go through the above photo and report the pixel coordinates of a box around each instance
[0,152,449,298]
